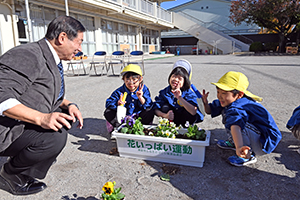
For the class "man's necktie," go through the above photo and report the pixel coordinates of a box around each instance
[57,62,64,100]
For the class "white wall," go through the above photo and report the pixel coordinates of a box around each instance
[171,0,259,33]
[0,4,19,54]
[94,16,103,51]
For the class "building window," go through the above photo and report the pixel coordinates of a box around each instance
[101,19,137,54]
[17,19,27,39]
[71,14,96,56]
[16,3,96,55]
[142,29,159,53]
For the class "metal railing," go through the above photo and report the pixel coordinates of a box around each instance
[107,0,172,23]
[157,5,172,22]
[140,0,154,15]
[178,11,255,44]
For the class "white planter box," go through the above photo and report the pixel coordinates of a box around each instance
[112,126,210,168]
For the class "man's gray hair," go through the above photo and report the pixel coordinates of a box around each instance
[45,15,86,40]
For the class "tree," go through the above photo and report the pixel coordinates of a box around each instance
[229,0,300,52]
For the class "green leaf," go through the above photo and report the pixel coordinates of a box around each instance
[160,174,170,181]
[193,125,198,131]
[109,194,117,200]
[120,127,128,133]
[114,187,121,194]
[138,130,145,135]
[116,193,125,199]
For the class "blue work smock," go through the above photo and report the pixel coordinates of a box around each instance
[153,86,204,123]
[105,83,153,115]
[209,97,282,154]
[287,105,300,129]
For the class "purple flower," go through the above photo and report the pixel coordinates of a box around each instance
[128,120,133,126]
[121,118,125,124]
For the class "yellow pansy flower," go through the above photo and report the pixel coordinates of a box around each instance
[102,181,114,195]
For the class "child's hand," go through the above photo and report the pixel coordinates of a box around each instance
[167,110,174,121]
[171,88,182,99]
[202,89,209,105]
[136,83,144,98]
[118,93,126,106]
[237,146,251,159]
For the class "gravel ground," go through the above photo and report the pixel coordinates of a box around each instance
[0,53,299,200]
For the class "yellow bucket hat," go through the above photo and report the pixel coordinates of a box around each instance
[121,64,143,76]
[211,71,262,102]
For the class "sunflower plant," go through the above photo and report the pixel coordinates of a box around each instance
[102,181,125,200]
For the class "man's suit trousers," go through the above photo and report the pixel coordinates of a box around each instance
[0,119,68,179]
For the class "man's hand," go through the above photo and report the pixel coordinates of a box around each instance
[39,112,74,131]
[68,104,83,129]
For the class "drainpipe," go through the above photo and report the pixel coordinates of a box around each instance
[1,0,17,47]
[0,23,2,54]
[196,40,199,55]
[25,0,33,42]
[65,0,69,16]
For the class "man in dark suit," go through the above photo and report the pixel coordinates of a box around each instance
[0,16,85,195]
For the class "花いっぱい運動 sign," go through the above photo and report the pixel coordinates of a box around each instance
[128,139,193,156]
[112,126,210,168]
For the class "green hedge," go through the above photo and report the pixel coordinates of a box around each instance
[249,42,263,52]
[264,42,278,52]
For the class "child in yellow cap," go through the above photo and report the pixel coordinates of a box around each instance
[104,64,154,132]
[202,71,282,166]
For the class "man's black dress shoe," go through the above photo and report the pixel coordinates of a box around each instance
[0,167,47,195]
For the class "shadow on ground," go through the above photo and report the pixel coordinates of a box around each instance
[62,194,99,200]
[143,129,300,199]
[68,118,117,155]
[67,123,300,199]
[236,52,299,56]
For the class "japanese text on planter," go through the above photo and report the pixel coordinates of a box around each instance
[127,139,192,156]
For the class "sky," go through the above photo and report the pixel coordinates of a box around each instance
[160,0,193,10]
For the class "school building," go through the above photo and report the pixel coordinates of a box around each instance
[162,0,261,55]
[0,0,263,57]
[0,0,174,56]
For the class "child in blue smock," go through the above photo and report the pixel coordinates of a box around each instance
[104,64,154,132]
[202,71,282,167]
[153,59,204,126]
[287,105,300,154]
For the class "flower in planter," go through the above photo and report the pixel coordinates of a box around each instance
[184,121,206,140]
[120,115,144,135]
[119,116,206,140]
[102,181,125,200]
[154,117,178,138]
